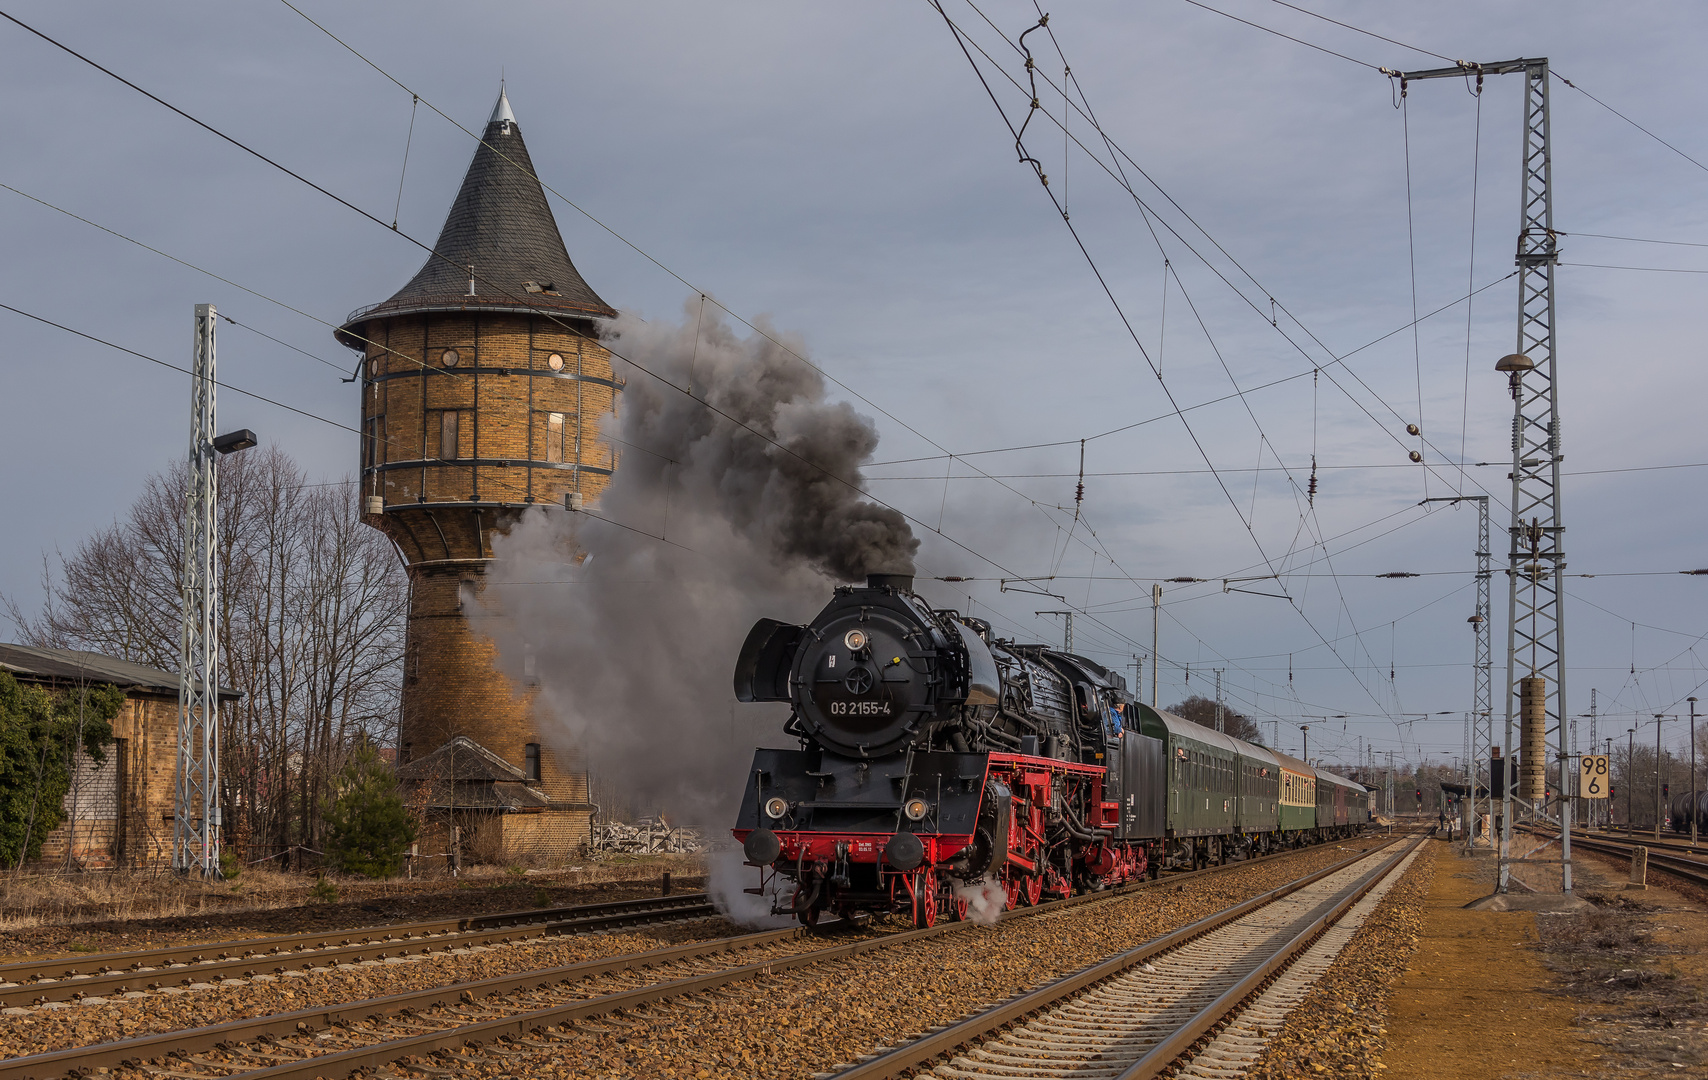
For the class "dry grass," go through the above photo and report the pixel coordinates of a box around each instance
[0,853,704,932]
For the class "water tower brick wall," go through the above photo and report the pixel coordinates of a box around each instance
[360,311,610,833]
[362,313,617,512]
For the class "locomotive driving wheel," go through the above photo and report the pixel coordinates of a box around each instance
[1019,872,1043,907]
[947,884,970,922]
[912,869,938,928]
[792,886,820,928]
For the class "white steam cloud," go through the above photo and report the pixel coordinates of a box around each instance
[481,303,919,829]
[953,878,1008,926]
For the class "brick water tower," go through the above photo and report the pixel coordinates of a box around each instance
[337,88,615,859]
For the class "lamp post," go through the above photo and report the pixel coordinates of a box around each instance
[1300,724,1310,764]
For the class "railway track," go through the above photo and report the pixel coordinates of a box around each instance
[1585,826,1707,857]
[0,839,1386,1080]
[826,835,1425,1080]
[1523,826,1708,889]
[0,893,716,1008]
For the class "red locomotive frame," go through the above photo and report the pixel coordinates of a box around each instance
[738,751,1152,927]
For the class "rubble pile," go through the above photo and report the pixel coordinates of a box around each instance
[590,816,707,855]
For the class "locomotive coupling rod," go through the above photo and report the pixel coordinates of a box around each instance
[829,838,1416,1080]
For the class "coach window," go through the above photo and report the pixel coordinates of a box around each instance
[525,743,541,782]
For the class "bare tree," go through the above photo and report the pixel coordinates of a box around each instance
[4,447,407,867]
[1165,695,1265,746]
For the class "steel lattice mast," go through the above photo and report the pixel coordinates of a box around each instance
[1423,495,1491,847]
[175,304,222,876]
[1397,57,1571,893]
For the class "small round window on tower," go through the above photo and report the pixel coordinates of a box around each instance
[442,348,460,367]
[546,353,565,371]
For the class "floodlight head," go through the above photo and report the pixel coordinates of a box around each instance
[1496,354,1534,399]
[213,429,258,455]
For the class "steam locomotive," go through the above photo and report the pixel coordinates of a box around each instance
[731,573,1369,927]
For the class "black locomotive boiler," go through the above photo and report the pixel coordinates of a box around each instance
[732,573,1162,927]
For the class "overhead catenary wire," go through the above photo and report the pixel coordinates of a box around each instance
[949,2,1528,713]
[944,1,1513,521]
[0,8,1184,662]
[936,3,1401,714]
[0,301,361,435]
[273,0,1135,591]
[0,180,453,378]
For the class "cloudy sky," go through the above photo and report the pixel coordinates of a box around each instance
[3,0,1706,774]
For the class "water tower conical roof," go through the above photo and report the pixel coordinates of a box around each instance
[338,87,615,343]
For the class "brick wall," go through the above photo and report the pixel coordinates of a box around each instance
[363,310,611,851]
[33,692,181,869]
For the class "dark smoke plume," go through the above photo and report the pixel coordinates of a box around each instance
[482,303,918,830]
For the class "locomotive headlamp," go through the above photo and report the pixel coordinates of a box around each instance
[764,796,791,820]
[844,629,869,651]
[903,797,930,821]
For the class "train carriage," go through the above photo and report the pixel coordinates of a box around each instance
[1273,750,1317,836]
[1238,742,1283,840]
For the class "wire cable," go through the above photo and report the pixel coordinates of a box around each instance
[0,301,359,434]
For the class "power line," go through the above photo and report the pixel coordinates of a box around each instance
[0,301,359,434]
[943,2,1513,519]
[1263,0,1455,64]
[938,3,1408,715]
[1177,0,1384,71]
[272,0,1136,590]
[1555,72,1708,178]
[0,9,1181,665]
[1562,231,1708,248]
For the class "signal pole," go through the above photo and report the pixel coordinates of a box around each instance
[1151,584,1161,708]
[1395,57,1571,894]
[1036,610,1073,652]
[1214,669,1225,733]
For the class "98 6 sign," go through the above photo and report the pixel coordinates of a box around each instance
[1579,754,1610,799]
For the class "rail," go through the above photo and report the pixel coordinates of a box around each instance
[0,893,714,1007]
[0,837,1382,1080]
[828,834,1425,1079]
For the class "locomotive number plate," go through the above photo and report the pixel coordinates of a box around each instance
[830,700,894,717]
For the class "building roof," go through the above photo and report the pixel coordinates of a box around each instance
[395,735,551,810]
[337,88,614,345]
[0,642,241,700]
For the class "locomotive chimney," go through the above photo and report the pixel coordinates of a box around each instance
[867,573,915,592]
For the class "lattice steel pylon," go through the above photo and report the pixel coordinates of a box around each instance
[1424,495,1492,848]
[1398,57,1571,893]
[175,304,222,877]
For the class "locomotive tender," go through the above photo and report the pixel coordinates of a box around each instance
[732,573,1369,927]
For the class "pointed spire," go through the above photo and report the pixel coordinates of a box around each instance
[490,84,515,126]
[339,87,615,340]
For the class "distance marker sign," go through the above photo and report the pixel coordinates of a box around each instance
[1580,754,1610,799]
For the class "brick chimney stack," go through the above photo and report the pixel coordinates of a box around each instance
[337,87,613,858]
